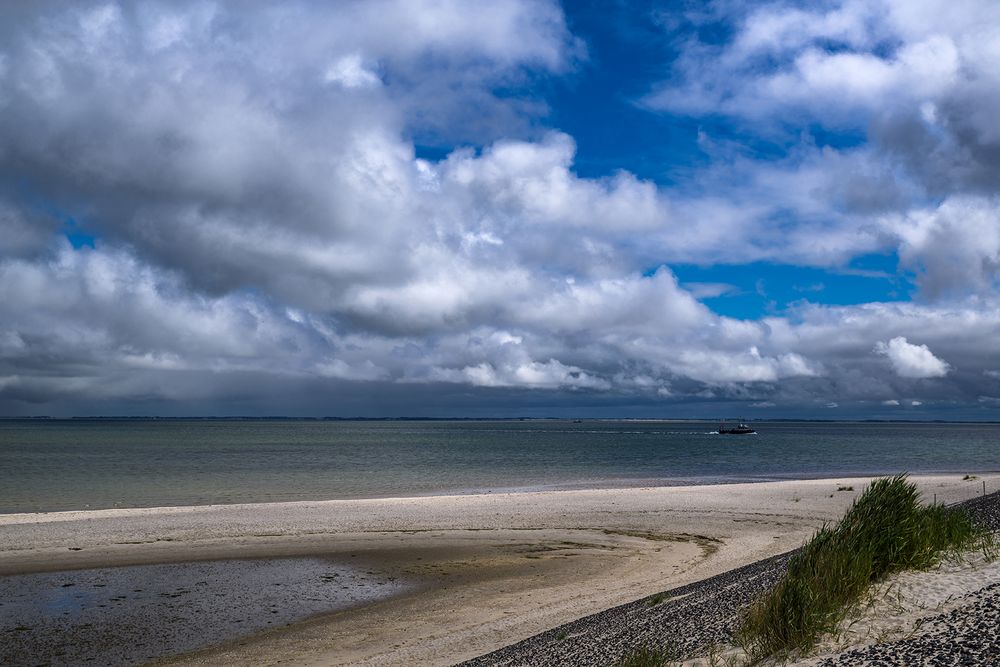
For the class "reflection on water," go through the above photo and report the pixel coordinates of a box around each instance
[0,558,407,667]
[1,419,999,512]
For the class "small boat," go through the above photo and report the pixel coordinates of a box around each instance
[718,420,755,435]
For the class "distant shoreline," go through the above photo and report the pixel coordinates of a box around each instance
[4,416,1000,423]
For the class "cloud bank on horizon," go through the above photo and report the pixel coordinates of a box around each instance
[1,0,999,417]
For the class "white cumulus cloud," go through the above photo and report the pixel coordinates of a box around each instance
[874,337,950,378]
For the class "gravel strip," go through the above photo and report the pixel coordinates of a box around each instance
[458,491,1000,667]
[458,551,793,666]
[952,489,1000,531]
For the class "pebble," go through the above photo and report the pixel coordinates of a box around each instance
[458,551,794,666]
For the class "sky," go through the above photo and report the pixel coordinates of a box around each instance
[2,0,1000,418]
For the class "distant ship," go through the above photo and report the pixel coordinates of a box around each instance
[718,420,756,435]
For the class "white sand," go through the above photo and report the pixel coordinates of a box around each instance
[1,474,996,666]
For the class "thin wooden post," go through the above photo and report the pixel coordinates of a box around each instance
[984,480,987,497]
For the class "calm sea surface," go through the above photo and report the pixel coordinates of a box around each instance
[1,419,999,513]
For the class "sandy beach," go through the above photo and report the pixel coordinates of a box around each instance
[1,474,997,666]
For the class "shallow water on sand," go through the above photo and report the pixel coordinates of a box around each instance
[2,419,1000,513]
[0,557,408,667]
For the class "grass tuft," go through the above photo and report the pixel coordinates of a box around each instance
[617,644,678,667]
[738,474,994,661]
[646,592,668,607]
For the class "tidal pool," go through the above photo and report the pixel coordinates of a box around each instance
[0,557,407,666]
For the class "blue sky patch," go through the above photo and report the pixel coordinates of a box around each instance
[671,254,914,319]
[63,217,97,249]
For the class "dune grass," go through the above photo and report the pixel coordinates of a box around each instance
[738,474,994,661]
[617,644,677,667]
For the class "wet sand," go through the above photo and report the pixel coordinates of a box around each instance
[0,558,406,666]
[1,474,996,666]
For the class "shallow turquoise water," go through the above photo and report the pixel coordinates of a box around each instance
[1,419,999,513]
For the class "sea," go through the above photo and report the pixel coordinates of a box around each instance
[2,419,999,514]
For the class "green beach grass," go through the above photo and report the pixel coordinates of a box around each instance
[737,474,994,661]
[618,644,678,667]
